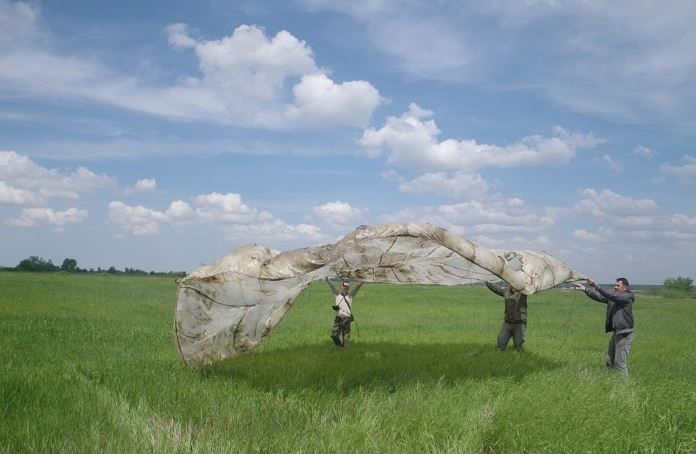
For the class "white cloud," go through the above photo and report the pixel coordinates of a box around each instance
[0,1,41,46]
[570,188,696,247]
[311,201,363,226]
[572,229,605,242]
[166,23,197,50]
[166,200,193,219]
[0,181,42,205]
[0,6,381,129]
[668,213,696,229]
[0,150,116,203]
[301,0,476,81]
[221,220,325,244]
[5,207,88,227]
[574,188,657,218]
[301,1,696,122]
[124,178,157,194]
[107,201,167,235]
[377,197,555,242]
[634,145,654,158]
[168,23,383,128]
[660,155,696,184]
[193,192,272,224]
[390,170,490,199]
[360,104,601,170]
[108,192,323,241]
[285,73,383,127]
[598,154,621,171]
[186,24,317,122]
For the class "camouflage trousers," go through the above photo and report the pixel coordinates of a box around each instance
[497,322,526,351]
[331,316,352,346]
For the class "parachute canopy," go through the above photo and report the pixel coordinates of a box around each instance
[175,223,585,366]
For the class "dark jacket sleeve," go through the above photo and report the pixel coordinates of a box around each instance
[326,277,338,296]
[596,286,634,306]
[584,287,608,304]
[485,281,505,297]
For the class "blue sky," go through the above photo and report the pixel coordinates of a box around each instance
[1,0,695,284]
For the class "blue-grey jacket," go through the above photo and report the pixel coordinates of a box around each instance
[584,286,635,334]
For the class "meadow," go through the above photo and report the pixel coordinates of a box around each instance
[1,271,695,453]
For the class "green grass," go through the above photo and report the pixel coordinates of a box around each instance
[1,272,695,453]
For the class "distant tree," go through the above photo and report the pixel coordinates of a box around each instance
[61,258,78,272]
[16,256,59,272]
[107,266,118,274]
[664,276,694,293]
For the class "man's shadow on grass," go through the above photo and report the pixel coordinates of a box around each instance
[203,341,560,393]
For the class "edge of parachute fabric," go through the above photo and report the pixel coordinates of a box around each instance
[175,223,585,367]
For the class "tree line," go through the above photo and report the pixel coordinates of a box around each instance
[5,255,186,277]
[3,255,693,294]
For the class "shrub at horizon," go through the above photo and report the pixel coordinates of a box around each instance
[16,255,59,272]
[663,276,694,298]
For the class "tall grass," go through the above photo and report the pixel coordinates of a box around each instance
[1,272,695,453]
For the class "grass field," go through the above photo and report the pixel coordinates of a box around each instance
[1,271,695,453]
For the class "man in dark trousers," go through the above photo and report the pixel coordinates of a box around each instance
[326,277,363,347]
[574,277,635,377]
[486,281,528,351]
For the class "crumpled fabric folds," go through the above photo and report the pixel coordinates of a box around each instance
[175,223,585,366]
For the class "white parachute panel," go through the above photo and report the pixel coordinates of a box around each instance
[175,223,585,366]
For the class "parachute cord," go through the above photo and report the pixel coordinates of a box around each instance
[560,289,578,348]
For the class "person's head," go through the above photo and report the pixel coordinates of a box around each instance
[614,277,630,292]
[341,280,350,293]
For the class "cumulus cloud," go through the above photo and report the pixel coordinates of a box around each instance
[660,155,696,184]
[311,201,363,226]
[193,192,273,224]
[168,23,382,127]
[0,4,381,129]
[574,188,657,218]
[0,150,116,204]
[377,197,555,244]
[360,104,601,170]
[0,181,42,205]
[107,201,167,235]
[166,23,197,50]
[634,145,654,158]
[572,229,605,242]
[108,192,322,240]
[285,73,383,127]
[387,170,490,199]
[124,178,157,194]
[220,220,324,244]
[569,187,696,247]
[5,207,88,227]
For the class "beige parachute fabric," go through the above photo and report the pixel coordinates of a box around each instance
[174,223,585,367]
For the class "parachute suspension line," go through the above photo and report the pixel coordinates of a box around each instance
[560,289,578,348]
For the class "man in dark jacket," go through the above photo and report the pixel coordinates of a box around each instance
[486,281,528,351]
[574,277,635,376]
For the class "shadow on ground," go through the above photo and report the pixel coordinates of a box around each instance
[202,341,560,392]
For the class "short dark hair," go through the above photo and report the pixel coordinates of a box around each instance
[616,277,629,288]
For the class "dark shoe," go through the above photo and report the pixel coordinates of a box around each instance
[331,335,342,346]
